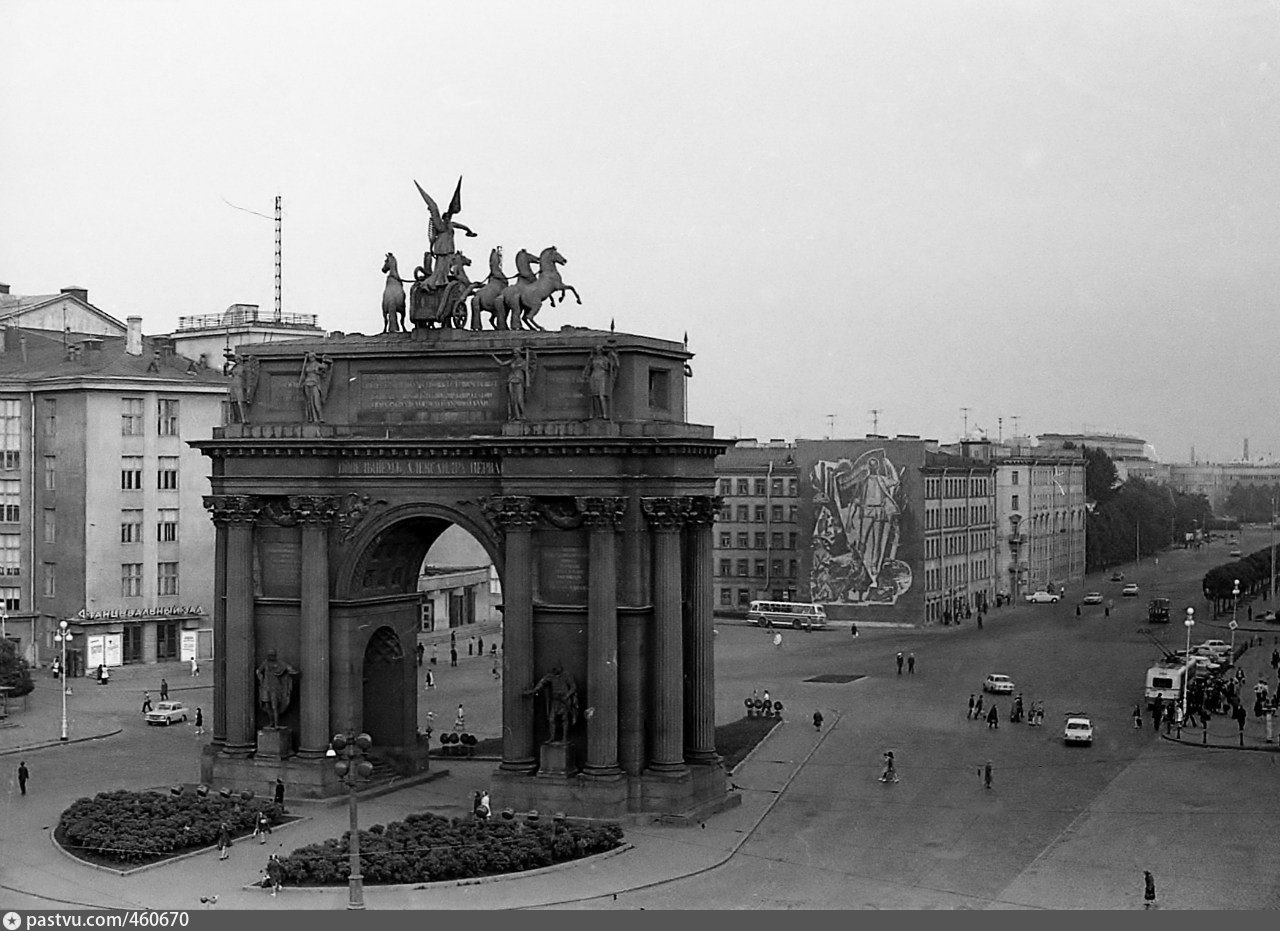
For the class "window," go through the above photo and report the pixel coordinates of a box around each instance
[789,506,798,521]
[157,398,179,436]
[771,505,784,521]
[736,505,749,521]
[772,532,784,548]
[156,621,179,660]
[738,588,751,607]
[754,559,766,577]
[0,479,17,522]
[121,563,143,597]
[1012,494,1020,511]
[720,589,732,606]
[753,506,765,522]
[123,624,143,664]
[736,532,749,548]
[788,479,798,496]
[121,510,143,544]
[788,559,798,578]
[42,508,55,544]
[157,508,178,542]
[718,479,732,496]
[0,399,19,471]
[1012,470,1020,485]
[0,534,18,575]
[121,457,143,490]
[43,456,55,491]
[736,559,749,577]
[121,398,144,436]
[736,479,750,495]
[42,563,55,598]
[754,532,765,549]
[157,456,178,490]
[647,368,671,411]
[718,559,732,576]
[772,559,783,577]
[771,478,783,496]
[754,479,766,496]
[42,398,56,438]
[789,532,797,549]
[157,561,179,596]
[0,587,19,610]
[718,531,731,548]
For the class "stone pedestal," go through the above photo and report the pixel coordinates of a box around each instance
[256,726,293,760]
[538,741,575,776]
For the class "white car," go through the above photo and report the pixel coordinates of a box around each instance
[1122,583,1140,597]
[1230,549,1242,558]
[1081,592,1103,605]
[1199,639,1231,660]
[1063,715,1094,746]
[145,701,189,726]
[1024,591,1060,604]
[983,674,1015,694]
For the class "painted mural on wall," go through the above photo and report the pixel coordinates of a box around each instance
[808,448,913,605]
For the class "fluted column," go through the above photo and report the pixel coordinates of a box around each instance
[204,495,260,756]
[684,496,720,764]
[295,496,338,758]
[210,519,228,746]
[577,496,627,777]
[487,496,539,773]
[642,496,690,773]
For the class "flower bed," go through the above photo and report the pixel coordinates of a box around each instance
[279,813,624,886]
[58,789,286,866]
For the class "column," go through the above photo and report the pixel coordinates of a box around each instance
[489,496,539,774]
[642,496,689,773]
[684,495,719,764]
[618,495,648,776]
[577,496,627,777]
[210,517,228,746]
[297,496,338,758]
[204,495,260,755]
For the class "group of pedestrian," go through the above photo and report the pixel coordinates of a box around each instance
[895,652,916,674]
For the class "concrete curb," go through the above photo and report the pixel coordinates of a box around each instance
[1160,733,1279,753]
[0,726,123,757]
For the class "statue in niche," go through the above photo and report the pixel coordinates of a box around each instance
[525,665,579,743]
[491,347,537,420]
[582,341,620,419]
[224,350,260,424]
[298,351,333,423]
[256,650,299,729]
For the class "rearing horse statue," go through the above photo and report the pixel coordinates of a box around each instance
[497,246,582,331]
[381,253,408,333]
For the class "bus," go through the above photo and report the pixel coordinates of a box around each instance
[746,601,828,630]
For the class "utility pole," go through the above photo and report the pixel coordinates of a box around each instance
[998,417,1003,444]
[869,409,882,434]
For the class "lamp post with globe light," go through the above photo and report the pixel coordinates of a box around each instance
[1231,579,1240,656]
[54,621,74,741]
[1183,608,1195,718]
[328,731,373,910]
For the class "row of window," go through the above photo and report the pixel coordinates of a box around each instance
[25,397,183,440]
[122,398,181,437]
[717,477,799,498]
[718,531,799,551]
[720,587,797,607]
[924,475,992,499]
[121,509,180,543]
[122,457,180,491]
[121,562,181,597]
[719,504,797,523]
[716,558,799,579]
[925,503,992,530]
[922,558,991,592]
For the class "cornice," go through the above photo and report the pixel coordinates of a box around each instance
[190,437,733,459]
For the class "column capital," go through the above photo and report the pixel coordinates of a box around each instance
[575,496,628,530]
[684,495,722,527]
[482,495,540,535]
[203,495,262,525]
[333,492,383,542]
[641,496,693,531]
[260,495,342,527]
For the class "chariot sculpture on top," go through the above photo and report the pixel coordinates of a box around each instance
[380,177,583,334]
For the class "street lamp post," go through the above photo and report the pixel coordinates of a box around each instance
[54,620,74,741]
[1183,608,1195,719]
[329,731,373,910]
[1231,579,1240,656]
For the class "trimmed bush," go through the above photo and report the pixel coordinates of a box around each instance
[278,812,624,885]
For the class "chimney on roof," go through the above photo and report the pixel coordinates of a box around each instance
[126,317,143,356]
[0,283,9,295]
[61,286,89,304]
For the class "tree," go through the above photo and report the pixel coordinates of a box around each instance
[0,637,34,698]
[1083,446,1119,504]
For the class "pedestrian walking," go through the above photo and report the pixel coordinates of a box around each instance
[982,760,993,789]
[160,678,169,701]
[1152,699,1163,732]
[1143,870,1157,909]
[907,653,915,674]
[896,652,904,674]
[773,632,783,649]
[987,704,999,729]
[190,656,199,677]
[450,647,458,667]
[194,707,205,735]
[431,643,438,666]
[17,761,29,796]
[425,670,435,689]
[142,692,153,714]
[878,751,898,783]
[217,822,232,860]
[97,663,109,685]
[265,853,283,896]
[976,612,984,629]
[274,777,286,809]
[967,694,976,720]
[253,810,272,844]
[455,703,465,731]
[1234,703,1247,744]
[974,694,984,720]
[850,622,859,638]
[491,657,501,680]
[812,710,824,730]
[416,642,424,667]
[468,637,475,656]
[1133,704,1143,729]
[1272,648,1279,671]
[490,642,498,657]
[762,689,771,706]
[478,635,484,654]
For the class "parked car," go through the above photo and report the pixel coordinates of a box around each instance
[1081,592,1103,605]
[1230,549,1242,557]
[1063,714,1094,746]
[983,673,1015,694]
[1199,639,1231,660]
[1110,571,1125,582]
[145,701,189,726]
[1122,583,1140,597]
[1025,591,1060,604]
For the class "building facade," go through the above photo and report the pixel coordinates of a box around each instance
[921,452,998,624]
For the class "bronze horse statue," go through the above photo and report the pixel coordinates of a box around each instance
[471,246,510,330]
[498,246,581,331]
[381,253,408,333]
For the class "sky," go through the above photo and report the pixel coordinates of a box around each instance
[3,0,1279,464]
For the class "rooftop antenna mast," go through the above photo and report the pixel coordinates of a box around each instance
[825,414,836,439]
[1010,414,1022,440]
[222,193,283,322]
[960,407,972,440]
[869,409,883,434]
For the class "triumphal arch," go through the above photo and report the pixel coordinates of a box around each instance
[195,189,730,818]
